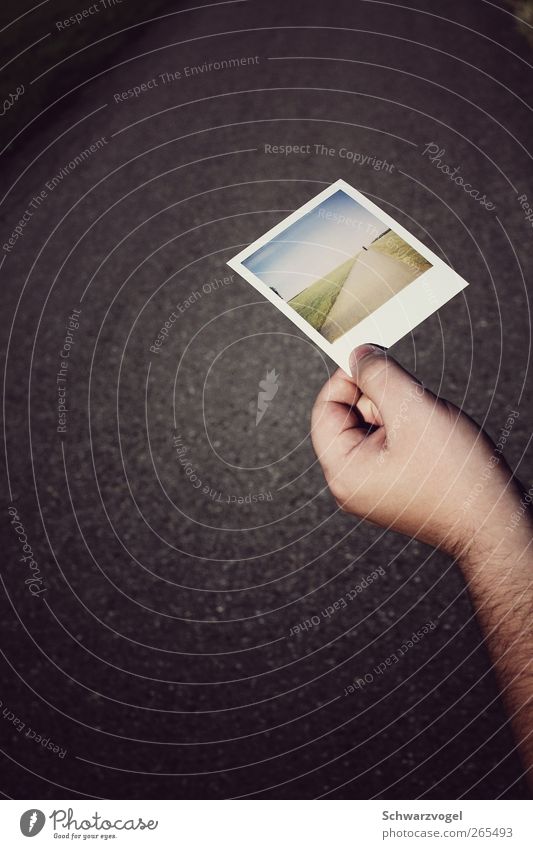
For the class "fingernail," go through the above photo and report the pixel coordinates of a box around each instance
[349,344,379,372]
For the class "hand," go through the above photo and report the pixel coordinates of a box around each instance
[312,344,533,787]
[311,344,524,557]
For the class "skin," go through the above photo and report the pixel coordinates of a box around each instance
[311,344,533,791]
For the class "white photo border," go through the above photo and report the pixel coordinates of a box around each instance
[227,179,468,373]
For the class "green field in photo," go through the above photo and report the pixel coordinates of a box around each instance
[369,230,431,273]
[287,255,357,331]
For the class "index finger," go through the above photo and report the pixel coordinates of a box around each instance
[311,368,365,461]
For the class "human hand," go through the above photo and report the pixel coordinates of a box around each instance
[311,344,524,557]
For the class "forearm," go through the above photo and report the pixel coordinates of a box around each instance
[458,505,533,791]
[312,350,533,788]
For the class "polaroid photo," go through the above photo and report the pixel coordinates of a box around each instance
[227,179,468,373]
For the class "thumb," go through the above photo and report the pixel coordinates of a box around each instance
[349,345,424,424]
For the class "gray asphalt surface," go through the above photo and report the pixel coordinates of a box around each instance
[1,0,532,799]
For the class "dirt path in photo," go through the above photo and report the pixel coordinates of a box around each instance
[319,247,424,342]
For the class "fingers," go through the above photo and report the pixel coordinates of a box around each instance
[311,369,365,461]
[311,347,426,481]
[349,344,424,426]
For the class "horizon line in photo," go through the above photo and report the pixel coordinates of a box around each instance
[242,189,389,302]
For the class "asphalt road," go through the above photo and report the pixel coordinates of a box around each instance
[320,249,418,341]
[0,0,532,800]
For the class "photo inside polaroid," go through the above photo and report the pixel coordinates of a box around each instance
[240,189,432,343]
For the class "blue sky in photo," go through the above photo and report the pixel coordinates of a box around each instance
[242,190,388,301]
